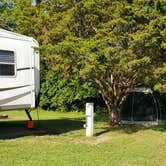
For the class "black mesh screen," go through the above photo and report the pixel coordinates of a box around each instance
[121,92,158,122]
[133,93,157,121]
[121,93,133,120]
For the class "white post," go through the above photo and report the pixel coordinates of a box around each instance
[86,103,94,137]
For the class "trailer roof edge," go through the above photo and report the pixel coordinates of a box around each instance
[0,28,38,45]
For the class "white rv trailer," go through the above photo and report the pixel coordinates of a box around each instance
[0,28,40,113]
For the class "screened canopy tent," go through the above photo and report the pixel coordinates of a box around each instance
[120,88,160,125]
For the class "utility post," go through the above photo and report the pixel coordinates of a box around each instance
[85,103,94,137]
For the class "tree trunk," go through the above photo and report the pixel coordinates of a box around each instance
[95,77,131,126]
[108,107,120,126]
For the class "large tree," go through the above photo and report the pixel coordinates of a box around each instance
[3,0,165,124]
[45,0,166,125]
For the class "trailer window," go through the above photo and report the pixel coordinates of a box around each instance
[0,50,15,76]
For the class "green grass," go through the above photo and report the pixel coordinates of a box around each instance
[0,109,166,166]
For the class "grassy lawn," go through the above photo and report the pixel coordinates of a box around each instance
[0,109,166,166]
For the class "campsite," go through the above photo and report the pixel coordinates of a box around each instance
[0,110,166,166]
[0,0,166,166]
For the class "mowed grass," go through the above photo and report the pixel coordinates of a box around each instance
[0,110,166,166]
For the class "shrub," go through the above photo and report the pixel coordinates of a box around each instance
[39,71,100,111]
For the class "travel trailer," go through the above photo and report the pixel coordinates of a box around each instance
[0,28,40,118]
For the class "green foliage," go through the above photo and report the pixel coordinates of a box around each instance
[39,71,100,111]
[154,63,166,92]
[0,0,15,30]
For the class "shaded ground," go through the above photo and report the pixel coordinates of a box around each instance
[0,111,165,139]
[0,118,84,139]
[95,120,166,136]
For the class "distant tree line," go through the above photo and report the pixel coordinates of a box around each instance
[0,0,165,124]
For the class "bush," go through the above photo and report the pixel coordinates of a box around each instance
[39,71,101,111]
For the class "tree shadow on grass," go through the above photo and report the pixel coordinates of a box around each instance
[95,119,166,136]
[95,110,166,136]
[0,118,84,140]
[1,114,165,139]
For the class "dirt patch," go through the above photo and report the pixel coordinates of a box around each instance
[73,135,111,145]
[96,135,111,144]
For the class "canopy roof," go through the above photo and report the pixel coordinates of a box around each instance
[129,88,153,94]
